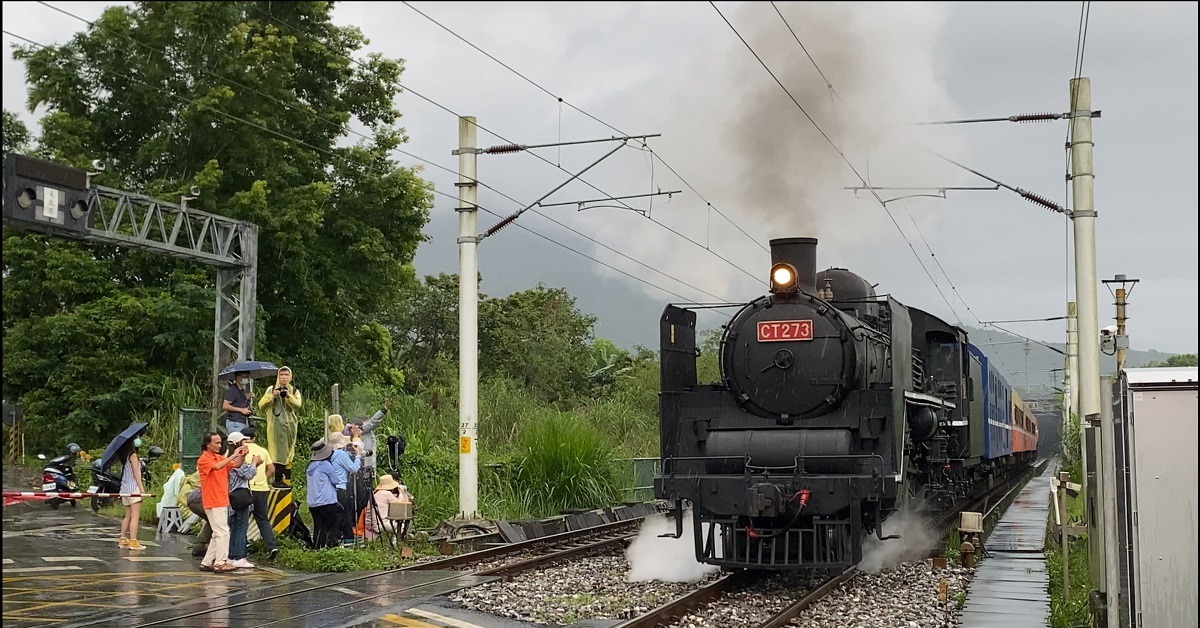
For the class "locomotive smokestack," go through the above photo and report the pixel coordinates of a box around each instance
[770,237,817,293]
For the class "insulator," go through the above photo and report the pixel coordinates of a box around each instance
[1008,112,1062,123]
[1020,190,1064,213]
[484,144,523,155]
[484,213,520,236]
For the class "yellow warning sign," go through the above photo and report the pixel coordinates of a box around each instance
[459,436,472,454]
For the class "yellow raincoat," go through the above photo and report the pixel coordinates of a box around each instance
[258,368,302,466]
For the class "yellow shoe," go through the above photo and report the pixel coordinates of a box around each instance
[127,540,147,551]
[118,538,130,548]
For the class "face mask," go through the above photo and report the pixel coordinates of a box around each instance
[133,437,143,448]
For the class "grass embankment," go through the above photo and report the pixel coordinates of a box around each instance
[1047,413,1091,628]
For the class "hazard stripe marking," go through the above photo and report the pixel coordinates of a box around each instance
[409,608,486,628]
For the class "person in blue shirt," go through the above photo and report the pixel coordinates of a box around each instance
[326,432,361,544]
[305,441,340,549]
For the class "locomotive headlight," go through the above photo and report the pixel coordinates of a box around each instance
[770,263,798,293]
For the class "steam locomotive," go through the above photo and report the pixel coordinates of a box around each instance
[654,237,1038,570]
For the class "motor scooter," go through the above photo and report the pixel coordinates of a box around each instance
[37,443,83,509]
[88,446,163,512]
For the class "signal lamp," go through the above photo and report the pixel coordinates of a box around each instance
[770,263,799,293]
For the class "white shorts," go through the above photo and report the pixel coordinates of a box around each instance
[122,496,143,507]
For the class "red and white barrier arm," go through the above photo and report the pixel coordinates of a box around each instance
[3,491,156,499]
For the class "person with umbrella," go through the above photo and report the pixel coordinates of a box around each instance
[258,366,301,487]
[222,371,254,435]
[218,361,278,435]
[117,436,147,551]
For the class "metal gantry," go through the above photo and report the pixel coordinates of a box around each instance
[3,155,259,422]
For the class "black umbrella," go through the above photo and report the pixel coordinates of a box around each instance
[99,422,148,471]
[218,360,279,381]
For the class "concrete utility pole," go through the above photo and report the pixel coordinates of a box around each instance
[1069,77,1101,425]
[455,116,480,518]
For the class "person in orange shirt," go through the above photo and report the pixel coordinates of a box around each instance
[197,432,247,573]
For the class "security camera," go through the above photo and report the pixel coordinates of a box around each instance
[90,159,106,172]
[1101,325,1118,336]
[188,185,201,197]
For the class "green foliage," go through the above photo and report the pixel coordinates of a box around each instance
[1061,412,1083,485]
[2,110,30,156]
[1144,353,1198,367]
[511,412,623,518]
[4,1,432,454]
[480,284,597,404]
[1046,536,1092,628]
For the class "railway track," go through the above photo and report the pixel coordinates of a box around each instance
[405,517,641,576]
[613,462,1043,628]
[130,515,650,627]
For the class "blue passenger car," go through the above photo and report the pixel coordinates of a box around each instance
[968,343,1012,460]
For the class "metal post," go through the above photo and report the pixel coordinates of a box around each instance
[456,116,479,518]
[1099,375,1121,628]
[1060,471,1071,600]
[1066,302,1079,419]
[1069,77,1101,425]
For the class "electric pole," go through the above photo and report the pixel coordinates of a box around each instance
[1069,77,1101,425]
[450,119,668,521]
[456,116,480,519]
[1103,275,1139,371]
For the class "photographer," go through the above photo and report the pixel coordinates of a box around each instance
[221,371,253,435]
[257,366,302,487]
[342,399,390,480]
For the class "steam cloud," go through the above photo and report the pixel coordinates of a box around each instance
[857,507,939,574]
[625,514,720,583]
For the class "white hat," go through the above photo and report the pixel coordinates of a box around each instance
[326,432,350,449]
[227,432,246,444]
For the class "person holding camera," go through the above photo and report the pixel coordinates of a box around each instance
[342,399,390,480]
[197,432,248,573]
[221,371,254,435]
[258,366,301,487]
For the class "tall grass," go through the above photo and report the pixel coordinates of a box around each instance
[511,412,623,518]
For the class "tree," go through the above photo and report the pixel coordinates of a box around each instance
[481,284,597,404]
[4,2,431,450]
[1144,353,1198,368]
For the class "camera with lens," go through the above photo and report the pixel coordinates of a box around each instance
[278,386,289,398]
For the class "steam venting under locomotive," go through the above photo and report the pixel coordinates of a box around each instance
[654,237,1037,570]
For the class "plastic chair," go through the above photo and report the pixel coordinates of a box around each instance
[157,506,194,534]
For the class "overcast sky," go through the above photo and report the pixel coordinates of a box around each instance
[4,1,1197,355]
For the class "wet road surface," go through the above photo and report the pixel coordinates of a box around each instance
[2,491,504,628]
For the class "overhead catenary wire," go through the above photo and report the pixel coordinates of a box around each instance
[243,5,765,287]
[396,0,771,257]
[1,28,735,313]
[734,2,1032,380]
[32,3,740,303]
[708,2,962,326]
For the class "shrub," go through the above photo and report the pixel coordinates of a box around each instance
[511,412,623,518]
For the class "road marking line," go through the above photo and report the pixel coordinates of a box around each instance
[378,614,437,627]
[42,556,102,562]
[2,566,83,573]
[0,614,67,623]
[330,586,359,596]
[121,556,182,562]
[2,558,12,564]
[409,608,485,628]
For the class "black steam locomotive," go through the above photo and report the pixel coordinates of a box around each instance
[654,237,1036,570]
